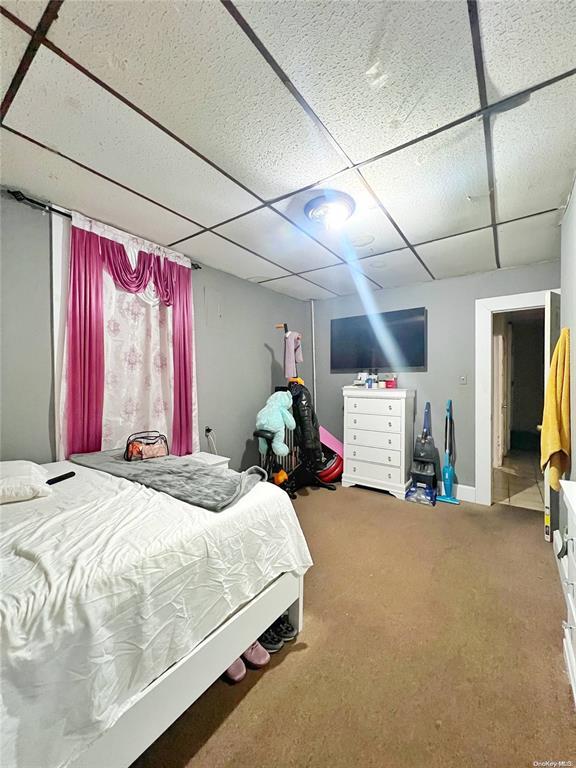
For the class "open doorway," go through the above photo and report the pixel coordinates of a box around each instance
[492,309,545,512]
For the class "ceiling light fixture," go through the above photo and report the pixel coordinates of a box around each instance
[304,191,355,231]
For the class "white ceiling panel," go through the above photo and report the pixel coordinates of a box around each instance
[2,1,46,29]
[262,275,335,302]
[301,263,377,297]
[216,208,340,273]
[414,228,496,280]
[177,232,289,282]
[479,1,576,104]
[1,16,29,99]
[46,0,345,200]
[273,170,405,260]
[1,129,202,245]
[358,249,432,289]
[492,77,576,222]
[362,121,491,244]
[4,46,260,227]
[498,211,562,268]
[238,0,479,163]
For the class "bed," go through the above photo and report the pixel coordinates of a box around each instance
[0,461,312,768]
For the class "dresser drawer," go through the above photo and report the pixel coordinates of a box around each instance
[563,627,576,708]
[345,413,401,432]
[568,539,576,584]
[345,429,401,451]
[345,444,401,467]
[345,460,402,486]
[347,397,402,417]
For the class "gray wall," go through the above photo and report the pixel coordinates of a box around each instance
[313,261,561,487]
[0,196,312,469]
[510,317,544,434]
[561,181,576,480]
[192,266,311,469]
[0,193,55,462]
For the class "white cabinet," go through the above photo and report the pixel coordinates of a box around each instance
[559,480,576,708]
[342,387,414,499]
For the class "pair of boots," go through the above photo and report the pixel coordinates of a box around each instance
[225,641,270,683]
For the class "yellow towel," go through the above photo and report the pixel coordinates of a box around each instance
[541,327,571,491]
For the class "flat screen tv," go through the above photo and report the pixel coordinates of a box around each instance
[330,307,427,373]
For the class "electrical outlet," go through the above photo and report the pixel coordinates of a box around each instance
[204,426,212,436]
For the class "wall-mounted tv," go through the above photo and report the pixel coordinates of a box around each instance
[330,307,427,373]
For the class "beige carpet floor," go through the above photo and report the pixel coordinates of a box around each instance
[131,485,576,768]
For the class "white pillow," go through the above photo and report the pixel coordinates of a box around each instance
[0,461,52,504]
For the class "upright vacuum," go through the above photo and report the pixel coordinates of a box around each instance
[436,399,460,505]
[405,402,437,506]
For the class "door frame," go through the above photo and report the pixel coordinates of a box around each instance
[475,291,549,506]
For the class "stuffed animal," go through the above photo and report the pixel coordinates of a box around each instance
[256,391,296,456]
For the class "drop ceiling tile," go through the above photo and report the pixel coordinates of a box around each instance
[492,77,576,222]
[4,46,260,227]
[362,121,491,243]
[46,0,344,199]
[1,16,29,99]
[178,232,289,282]
[301,263,377,297]
[216,208,340,273]
[272,170,405,260]
[262,275,335,301]
[414,228,496,279]
[498,212,561,268]
[479,0,576,104]
[357,249,432,289]
[1,129,202,245]
[237,0,479,163]
[2,1,46,28]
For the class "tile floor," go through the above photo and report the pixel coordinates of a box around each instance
[492,450,544,511]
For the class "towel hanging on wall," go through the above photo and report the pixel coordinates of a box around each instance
[541,327,571,491]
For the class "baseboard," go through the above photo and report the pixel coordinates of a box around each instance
[439,482,476,503]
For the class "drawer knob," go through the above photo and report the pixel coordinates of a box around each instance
[388,422,392,427]
[388,439,392,445]
[353,467,357,473]
[353,451,356,457]
[353,434,357,440]
[353,403,357,408]
[388,456,391,462]
[388,405,392,410]
[388,473,392,479]
[353,419,357,424]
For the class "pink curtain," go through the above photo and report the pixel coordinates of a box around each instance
[66,226,193,457]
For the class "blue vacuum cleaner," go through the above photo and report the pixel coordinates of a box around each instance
[437,399,460,505]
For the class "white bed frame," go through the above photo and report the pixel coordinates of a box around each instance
[70,572,304,768]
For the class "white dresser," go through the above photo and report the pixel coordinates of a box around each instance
[555,480,576,708]
[342,387,415,499]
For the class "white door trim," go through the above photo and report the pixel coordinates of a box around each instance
[475,291,550,506]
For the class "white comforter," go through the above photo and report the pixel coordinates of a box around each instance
[0,462,312,768]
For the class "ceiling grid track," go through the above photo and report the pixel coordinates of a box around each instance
[0,0,63,121]
[1,2,571,295]
[1,125,204,228]
[467,0,501,269]
[205,229,341,297]
[219,0,436,286]
[0,2,350,288]
[258,206,563,282]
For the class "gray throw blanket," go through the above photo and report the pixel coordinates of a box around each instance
[70,451,267,512]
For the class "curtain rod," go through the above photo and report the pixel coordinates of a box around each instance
[6,189,202,270]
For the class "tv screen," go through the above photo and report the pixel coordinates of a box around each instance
[330,307,427,373]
